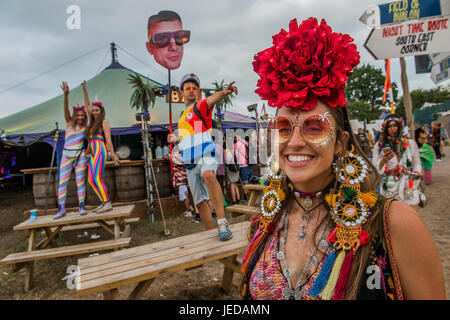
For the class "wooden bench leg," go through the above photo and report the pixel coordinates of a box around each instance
[121,225,131,239]
[128,279,154,300]
[103,288,121,300]
[24,229,37,292]
[248,191,256,207]
[221,255,237,294]
[36,226,62,249]
[24,261,34,292]
[96,220,115,236]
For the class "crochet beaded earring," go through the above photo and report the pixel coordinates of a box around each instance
[240,167,285,273]
[309,145,378,300]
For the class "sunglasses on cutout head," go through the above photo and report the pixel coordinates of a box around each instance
[149,30,191,48]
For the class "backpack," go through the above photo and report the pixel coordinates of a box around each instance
[226,150,239,172]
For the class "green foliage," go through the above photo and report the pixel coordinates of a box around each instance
[128,73,161,112]
[212,79,235,112]
[346,100,383,122]
[396,86,450,118]
[345,64,399,122]
[212,80,236,128]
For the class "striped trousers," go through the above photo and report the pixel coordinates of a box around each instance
[57,152,87,205]
[88,138,110,202]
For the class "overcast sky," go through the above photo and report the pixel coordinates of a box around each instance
[0,0,445,119]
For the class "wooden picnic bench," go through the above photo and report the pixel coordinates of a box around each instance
[0,205,135,291]
[225,184,264,216]
[76,221,251,299]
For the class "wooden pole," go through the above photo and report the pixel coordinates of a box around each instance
[399,57,415,138]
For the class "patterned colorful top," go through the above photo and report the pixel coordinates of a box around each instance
[249,228,328,300]
[247,201,401,300]
[177,98,216,165]
[165,151,188,187]
[64,126,86,150]
[89,130,105,142]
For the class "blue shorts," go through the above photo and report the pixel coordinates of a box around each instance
[240,165,253,183]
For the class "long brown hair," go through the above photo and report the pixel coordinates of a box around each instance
[88,103,106,137]
[240,104,383,300]
[379,115,404,155]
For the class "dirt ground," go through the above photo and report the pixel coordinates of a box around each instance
[0,147,449,300]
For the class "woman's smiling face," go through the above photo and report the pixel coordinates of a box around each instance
[276,100,346,191]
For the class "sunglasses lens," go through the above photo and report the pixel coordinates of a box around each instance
[302,114,331,143]
[153,32,171,47]
[269,116,292,144]
[175,30,190,45]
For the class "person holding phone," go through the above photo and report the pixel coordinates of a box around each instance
[372,114,422,209]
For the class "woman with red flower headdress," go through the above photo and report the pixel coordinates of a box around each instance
[240,18,445,300]
[372,114,423,210]
[54,81,89,219]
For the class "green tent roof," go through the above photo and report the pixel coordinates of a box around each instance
[0,62,193,134]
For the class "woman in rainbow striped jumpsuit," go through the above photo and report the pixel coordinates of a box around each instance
[54,81,89,219]
[82,81,119,213]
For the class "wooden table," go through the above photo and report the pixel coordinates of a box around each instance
[0,205,135,291]
[226,184,264,216]
[76,221,251,299]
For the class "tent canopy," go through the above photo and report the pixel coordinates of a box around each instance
[0,59,255,138]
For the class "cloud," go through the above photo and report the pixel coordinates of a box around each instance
[0,0,443,119]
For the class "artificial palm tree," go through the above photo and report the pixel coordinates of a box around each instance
[128,73,161,112]
[127,73,162,223]
[212,79,236,129]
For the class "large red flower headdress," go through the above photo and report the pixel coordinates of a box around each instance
[253,18,360,111]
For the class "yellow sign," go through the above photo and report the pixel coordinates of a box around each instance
[165,90,202,103]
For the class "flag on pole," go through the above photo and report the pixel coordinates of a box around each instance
[383,59,395,114]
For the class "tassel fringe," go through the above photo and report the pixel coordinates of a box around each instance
[309,249,336,297]
[241,229,263,272]
[360,191,378,208]
[331,250,355,300]
[319,250,346,300]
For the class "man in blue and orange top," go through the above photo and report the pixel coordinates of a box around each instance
[167,73,237,241]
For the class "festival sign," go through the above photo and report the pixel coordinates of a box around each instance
[364,15,450,60]
[360,0,449,28]
[430,55,450,84]
[165,89,202,103]
[429,51,450,64]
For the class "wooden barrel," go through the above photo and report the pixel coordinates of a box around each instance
[86,167,116,205]
[33,172,57,209]
[54,172,80,208]
[152,160,172,197]
[114,165,146,202]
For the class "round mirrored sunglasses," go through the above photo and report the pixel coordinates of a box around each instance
[268,112,334,145]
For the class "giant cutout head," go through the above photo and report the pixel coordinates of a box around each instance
[146,10,190,70]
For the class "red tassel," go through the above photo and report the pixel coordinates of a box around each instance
[328,227,337,243]
[241,229,263,273]
[408,179,413,189]
[359,230,370,246]
[331,250,355,300]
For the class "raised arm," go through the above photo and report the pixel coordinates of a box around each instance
[206,81,238,111]
[102,120,119,166]
[81,81,92,116]
[60,81,71,124]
